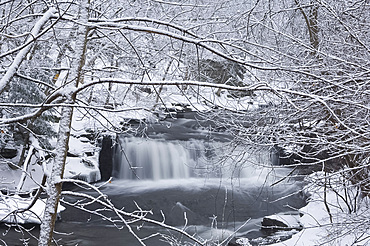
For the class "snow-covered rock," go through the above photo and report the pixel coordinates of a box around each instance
[261,213,302,230]
[64,156,101,183]
[235,237,252,246]
[61,135,101,183]
[0,161,44,193]
[0,195,65,224]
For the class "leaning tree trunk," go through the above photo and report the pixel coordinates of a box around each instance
[38,2,89,245]
[294,0,319,56]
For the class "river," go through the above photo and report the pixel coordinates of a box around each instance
[0,113,307,245]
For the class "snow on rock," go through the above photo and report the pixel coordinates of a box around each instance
[47,116,102,184]
[54,135,101,183]
[261,213,302,230]
[63,155,101,183]
[68,136,95,157]
[0,160,44,193]
[235,238,252,246]
[0,195,65,224]
[270,171,370,246]
[233,213,302,245]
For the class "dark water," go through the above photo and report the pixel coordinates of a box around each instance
[0,176,306,246]
[0,115,307,245]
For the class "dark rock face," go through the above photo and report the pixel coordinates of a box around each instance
[272,144,344,175]
[261,217,290,230]
[227,242,240,246]
[98,135,114,181]
[0,148,17,159]
[261,214,302,232]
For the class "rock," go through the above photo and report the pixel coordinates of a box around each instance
[79,136,91,143]
[262,217,289,230]
[0,148,18,159]
[261,213,302,231]
[228,242,239,246]
[228,238,252,246]
[98,135,114,181]
[235,238,252,245]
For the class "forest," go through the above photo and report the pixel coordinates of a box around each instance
[0,0,369,245]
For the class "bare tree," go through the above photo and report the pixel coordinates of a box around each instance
[0,0,369,245]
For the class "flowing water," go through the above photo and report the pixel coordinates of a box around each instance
[0,116,307,245]
[112,136,273,180]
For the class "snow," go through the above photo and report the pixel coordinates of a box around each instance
[0,160,44,193]
[1,83,368,244]
[236,238,252,246]
[0,195,65,224]
[264,213,301,229]
[63,156,101,183]
[233,171,370,246]
[1,41,368,242]
[68,135,95,156]
[0,121,101,225]
[267,172,370,246]
[43,134,101,183]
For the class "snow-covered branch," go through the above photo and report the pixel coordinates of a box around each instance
[0,7,58,95]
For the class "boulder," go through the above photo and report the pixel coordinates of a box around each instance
[0,148,18,159]
[261,213,302,231]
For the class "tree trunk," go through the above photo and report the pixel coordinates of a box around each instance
[295,0,319,56]
[38,2,89,245]
[37,107,72,245]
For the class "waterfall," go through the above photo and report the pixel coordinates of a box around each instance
[112,136,274,180]
[113,137,213,180]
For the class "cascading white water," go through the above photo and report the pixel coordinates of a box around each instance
[113,136,274,180]
[113,137,211,179]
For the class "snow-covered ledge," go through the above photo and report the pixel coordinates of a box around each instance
[0,195,65,224]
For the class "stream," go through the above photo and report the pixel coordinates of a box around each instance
[0,113,307,245]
